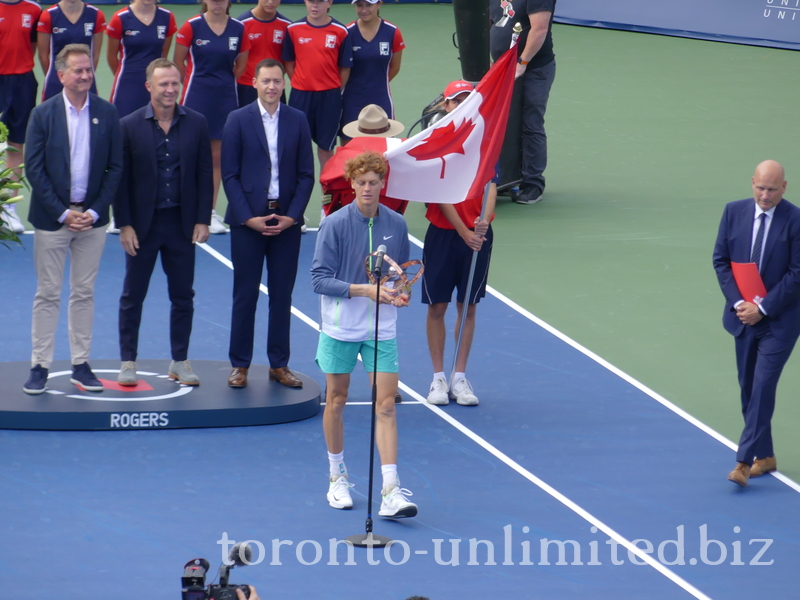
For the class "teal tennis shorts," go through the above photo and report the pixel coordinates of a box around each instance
[316,332,399,374]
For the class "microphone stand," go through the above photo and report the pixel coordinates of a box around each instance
[346,258,392,548]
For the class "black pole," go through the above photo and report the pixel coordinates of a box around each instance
[453,0,491,82]
[346,261,392,548]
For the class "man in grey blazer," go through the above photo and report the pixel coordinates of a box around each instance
[23,43,123,394]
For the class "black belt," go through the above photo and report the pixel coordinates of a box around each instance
[267,200,279,210]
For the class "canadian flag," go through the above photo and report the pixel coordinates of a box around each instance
[384,46,518,204]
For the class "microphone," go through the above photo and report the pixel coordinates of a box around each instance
[229,542,253,566]
[373,244,387,275]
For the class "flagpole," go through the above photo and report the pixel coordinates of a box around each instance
[449,23,522,391]
[449,181,492,389]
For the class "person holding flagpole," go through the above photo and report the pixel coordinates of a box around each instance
[422,80,497,407]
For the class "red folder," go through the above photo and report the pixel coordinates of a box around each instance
[731,262,767,305]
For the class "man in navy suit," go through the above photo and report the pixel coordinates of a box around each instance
[222,58,314,389]
[713,160,800,486]
[113,58,213,387]
[22,43,122,395]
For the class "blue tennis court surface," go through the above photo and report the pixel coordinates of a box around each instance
[1,232,799,599]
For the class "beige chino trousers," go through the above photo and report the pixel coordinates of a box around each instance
[31,222,106,369]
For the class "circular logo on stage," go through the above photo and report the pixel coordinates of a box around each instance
[45,369,195,402]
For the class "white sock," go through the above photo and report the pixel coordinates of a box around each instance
[328,452,347,479]
[381,464,399,489]
[432,372,446,383]
[453,372,466,385]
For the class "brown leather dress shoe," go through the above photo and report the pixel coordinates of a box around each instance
[228,367,248,388]
[750,456,777,477]
[727,462,750,487]
[269,366,303,388]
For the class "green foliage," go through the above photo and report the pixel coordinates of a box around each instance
[0,121,28,248]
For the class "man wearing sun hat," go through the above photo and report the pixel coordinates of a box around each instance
[320,103,408,216]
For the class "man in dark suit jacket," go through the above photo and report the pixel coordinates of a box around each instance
[113,58,213,387]
[222,58,313,389]
[713,159,800,486]
[22,43,122,395]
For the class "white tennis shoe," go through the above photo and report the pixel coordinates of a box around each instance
[327,475,354,509]
[426,377,449,405]
[450,378,479,406]
[379,484,417,518]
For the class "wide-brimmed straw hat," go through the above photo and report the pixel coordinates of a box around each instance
[342,104,405,138]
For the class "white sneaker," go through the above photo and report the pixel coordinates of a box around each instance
[450,378,479,406]
[379,484,417,518]
[1,205,25,233]
[106,217,120,234]
[327,475,354,509]
[209,210,229,234]
[426,377,449,405]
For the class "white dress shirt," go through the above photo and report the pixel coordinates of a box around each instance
[58,91,99,224]
[735,203,777,314]
[257,100,281,200]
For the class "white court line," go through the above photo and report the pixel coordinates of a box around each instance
[199,241,319,330]
[197,238,712,599]
[407,234,800,495]
[322,401,426,406]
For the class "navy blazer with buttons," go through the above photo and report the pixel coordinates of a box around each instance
[713,197,800,342]
[221,100,314,227]
[113,104,213,241]
[25,92,123,231]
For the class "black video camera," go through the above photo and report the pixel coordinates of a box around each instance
[182,543,252,600]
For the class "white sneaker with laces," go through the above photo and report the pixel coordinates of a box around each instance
[426,377,449,405]
[106,217,120,234]
[450,378,479,406]
[379,484,417,518]
[1,205,25,233]
[327,475,354,509]
[209,210,229,234]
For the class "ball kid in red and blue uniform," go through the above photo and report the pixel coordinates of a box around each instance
[341,0,403,141]
[106,0,176,118]
[282,0,352,170]
[174,0,250,231]
[0,0,42,232]
[0,0,42,145]
[37,0,105,101]
[236,0,289,106]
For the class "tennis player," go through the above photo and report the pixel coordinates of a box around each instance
[310,151,417,518]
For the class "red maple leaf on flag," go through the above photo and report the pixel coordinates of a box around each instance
[407,119,476,179]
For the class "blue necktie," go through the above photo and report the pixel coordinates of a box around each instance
[751,212,767,269]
